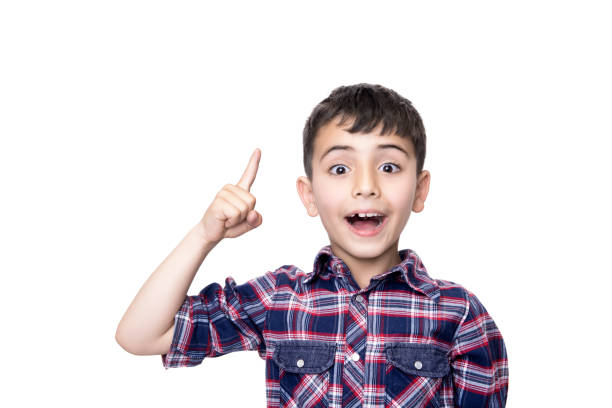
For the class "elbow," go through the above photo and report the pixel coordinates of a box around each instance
[115,324,142,355]
[115,324,170,356]
[115,326,131,353]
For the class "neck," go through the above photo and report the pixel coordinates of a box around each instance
[330,241,402,290]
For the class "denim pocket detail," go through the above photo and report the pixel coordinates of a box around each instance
[385,343,450,378]
[272,341,336,408]
[273,340,336,374]
[384,343,449,408]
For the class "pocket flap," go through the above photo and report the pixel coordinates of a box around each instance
[385,343,450,378]
[273,341,336,374]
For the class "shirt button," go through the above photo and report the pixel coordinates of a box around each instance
[414,360,423,370]
[351,352,360,362]
[296,359,304,368]
[355,295,365,303]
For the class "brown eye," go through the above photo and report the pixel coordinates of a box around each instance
[330,164,349,175]
[380,163,400,173]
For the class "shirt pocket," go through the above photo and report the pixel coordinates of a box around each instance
[384,343,450,408]
[272,340,336,408]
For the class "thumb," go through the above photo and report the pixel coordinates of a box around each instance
[246,209,262,228]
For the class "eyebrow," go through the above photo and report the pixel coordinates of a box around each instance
[319,144,410,162]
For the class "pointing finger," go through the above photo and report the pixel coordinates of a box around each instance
[236,148,261,191]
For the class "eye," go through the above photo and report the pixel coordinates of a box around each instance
[379,163,400,173]
[329,164,350,175]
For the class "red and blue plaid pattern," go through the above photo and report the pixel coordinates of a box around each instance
[162,245,508,407]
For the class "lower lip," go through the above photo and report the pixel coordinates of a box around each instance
[345,217,388,237]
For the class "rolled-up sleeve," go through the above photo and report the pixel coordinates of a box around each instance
[162,270,277,369]
[450,290,509,407]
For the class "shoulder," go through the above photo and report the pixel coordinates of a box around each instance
[273,264,310,278]
[268,264,313,289]
[431,277,471,302]
[224,264,308,309]
[431,278,492,321]
[244,264,310,291]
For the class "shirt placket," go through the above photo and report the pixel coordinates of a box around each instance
[341,289,369,407]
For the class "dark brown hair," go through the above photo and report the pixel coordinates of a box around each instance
[302,83,426,179]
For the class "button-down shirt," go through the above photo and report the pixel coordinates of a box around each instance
[162,245,509,407]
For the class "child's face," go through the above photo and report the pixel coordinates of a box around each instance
[297,118,430,264]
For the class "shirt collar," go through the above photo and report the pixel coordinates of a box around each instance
[305,245,440,301]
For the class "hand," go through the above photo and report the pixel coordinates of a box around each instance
[198,148,263,244]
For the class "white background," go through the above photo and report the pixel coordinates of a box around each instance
[1,1,610,406]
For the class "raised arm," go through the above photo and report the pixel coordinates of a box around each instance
[115,148,263,355]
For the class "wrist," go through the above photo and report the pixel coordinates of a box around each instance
[192,223,220,248]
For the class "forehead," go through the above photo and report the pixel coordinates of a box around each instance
[314,119,416,161]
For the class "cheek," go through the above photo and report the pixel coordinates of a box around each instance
[385,182,416,211]
[313,180,346,217]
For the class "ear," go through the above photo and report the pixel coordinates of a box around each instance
[296,176,319,217]
[412,170,431,213]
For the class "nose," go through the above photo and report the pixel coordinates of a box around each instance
[351,167,380,198]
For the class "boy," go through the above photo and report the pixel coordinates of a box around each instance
[116,83,508,407]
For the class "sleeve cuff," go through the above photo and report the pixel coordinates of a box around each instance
[161,296,209,369]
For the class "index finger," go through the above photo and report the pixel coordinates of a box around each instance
[236,148,261,191]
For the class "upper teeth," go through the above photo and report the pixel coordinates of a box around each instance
[356,213,383,218]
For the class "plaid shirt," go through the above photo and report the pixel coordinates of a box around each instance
[162,245,508,407]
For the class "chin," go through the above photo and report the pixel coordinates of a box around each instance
[334,239,394,260]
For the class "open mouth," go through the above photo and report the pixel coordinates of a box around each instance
[344,212,387,236]
[345,213,386,228]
